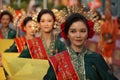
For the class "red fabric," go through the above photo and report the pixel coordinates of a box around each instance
[14,36,26,53]
[87,20,95,38]
[49,50,80,80]
[60,22,67,39]
[27,37,48,59]
[20,22,26,32]
[101,19,118,57]
[0,29,3,39]
[88,0,101,10]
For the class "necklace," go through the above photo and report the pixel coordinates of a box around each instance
[41,34,56,56]
[1,28,9,39]
[68,47,87,80]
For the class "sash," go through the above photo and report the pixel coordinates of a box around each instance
[27,37,48,59]
[0,30,3,39]
[14,36,26,53]
[49,50,80,80]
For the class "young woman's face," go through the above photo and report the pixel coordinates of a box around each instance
[67,21,88,48]
[0,15,11,27]
[24,21,36,36]
[39,13,54,33]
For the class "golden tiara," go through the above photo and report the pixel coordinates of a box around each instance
[14,10,39,29]
[0,6,16,18]
[52,5,101,33]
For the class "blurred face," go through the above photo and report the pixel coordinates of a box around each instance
[0,15,11,28]
[24,21,36,36]
[39,13,54,33]
[67,21,88,48]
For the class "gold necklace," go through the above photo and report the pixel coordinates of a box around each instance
[41,34,56,56]
[1,28,9,38]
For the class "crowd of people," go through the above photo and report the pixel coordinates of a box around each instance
[0,4,120,80]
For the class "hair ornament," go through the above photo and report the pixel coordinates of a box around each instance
[52,5,101,38]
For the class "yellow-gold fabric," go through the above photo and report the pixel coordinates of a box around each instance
[2,53,49,80]
[0,39,14,52]
[0,67,6,80]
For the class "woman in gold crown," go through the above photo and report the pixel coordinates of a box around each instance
[0,11,16,39]
[19,9,66,59]
[4,16,36,53]
[43,12,118,80]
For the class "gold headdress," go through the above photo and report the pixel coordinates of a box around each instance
[52,5,101,34]
[32,12,39,31]
[0,6,16,18]
[13,10,39,37]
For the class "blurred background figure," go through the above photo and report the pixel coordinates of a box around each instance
[5,16,36,53]
[98,0,119,66]
[0,10,16,39]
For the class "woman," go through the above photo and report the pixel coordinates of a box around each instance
[5,16,36,53]
[19,9,66,59]
[100,10,118,64]
[43,13,118,80]
[0,11,16,39]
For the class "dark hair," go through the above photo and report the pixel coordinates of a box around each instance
[37,9,55,22]
[0,11,13,22]
[64,13,89,35]
[23,16,32,27]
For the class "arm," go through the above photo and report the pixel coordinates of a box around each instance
[55,38,67,53]
[43,64,57,80]
[19,46,31,58]
[94,54,118,80]
[8,29,16,39]
[4,42,18,52]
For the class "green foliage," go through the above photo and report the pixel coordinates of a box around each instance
[9,0,30,10]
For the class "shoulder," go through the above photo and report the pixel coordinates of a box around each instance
[49,50,68,68]
[85,49,104,61]
[50,50,67,58]
[9,28,16,34]
[50,50,68,62]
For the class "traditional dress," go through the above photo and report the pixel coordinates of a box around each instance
[19,37,66,59]
[44,47,118,80]
[101,19,118,58]
[5,36,27,53]
[0,28,16,39]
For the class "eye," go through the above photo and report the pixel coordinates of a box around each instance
[48,19,53,22]
[81,29,87,32]
[40,20,45,22]
[70,30,76,33]
[27,26,31,28]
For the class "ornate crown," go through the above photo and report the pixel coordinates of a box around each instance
[14,10,39,30]
[52,5,101,34]
[0,6,16,18]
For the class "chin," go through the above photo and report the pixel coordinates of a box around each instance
[75,43,83,47]
[44,30,52,33]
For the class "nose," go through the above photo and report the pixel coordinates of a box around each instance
[76,32,81,37]
[45,22,49,26]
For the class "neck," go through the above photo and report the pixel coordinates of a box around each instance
[71,44,84,53]
[25,35,34,40]
[2,27,9,31]
[41,32,52,41]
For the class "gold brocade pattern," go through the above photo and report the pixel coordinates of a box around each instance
[40,35,56,56]
[68,47,87,80]
[55,53,73,80]
[1,28,9,39]
[30,39,44,59]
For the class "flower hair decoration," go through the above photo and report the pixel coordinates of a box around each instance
[14,10,39,37]
[52,5,101,39]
